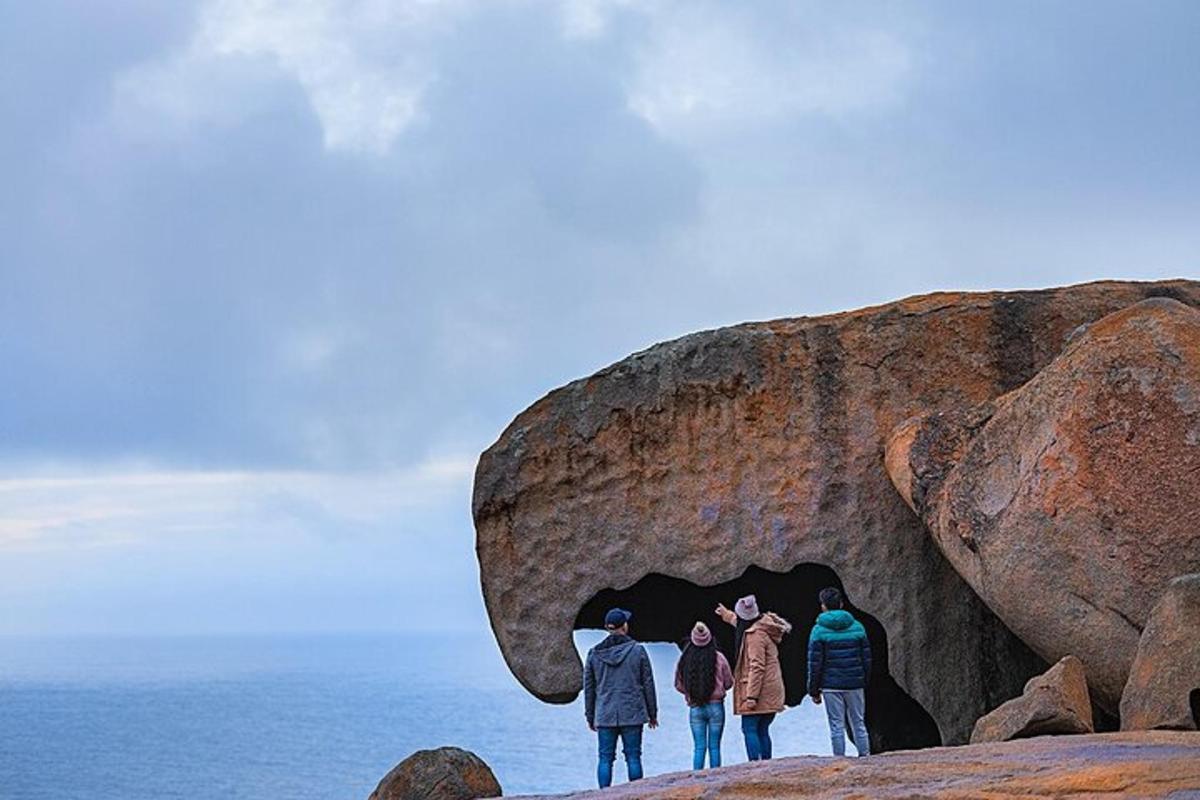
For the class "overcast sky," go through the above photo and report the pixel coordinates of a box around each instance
[2,1,1198,635]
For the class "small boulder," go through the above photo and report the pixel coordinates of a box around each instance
[1120,574,1200,731]
[970,656,1094,743]
[368,747,502,800]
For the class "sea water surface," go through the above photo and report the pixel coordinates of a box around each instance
[0,632,831,798]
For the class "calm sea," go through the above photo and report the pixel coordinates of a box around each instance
[0,632,830,799]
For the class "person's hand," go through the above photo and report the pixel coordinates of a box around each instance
[811,693,822,705]
[649,719,659,730]
[715,603,729,618]
[744,698,757,711]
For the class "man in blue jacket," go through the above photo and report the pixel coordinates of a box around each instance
[584,608,658,787]
[807,587,872,756]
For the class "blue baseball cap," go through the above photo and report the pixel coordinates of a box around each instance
[604,608,632,628]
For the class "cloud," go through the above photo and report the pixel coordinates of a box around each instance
[550,2,917,137]
[116,0,479,154]
[113,1,917,154]
[0,455,475,551]
[4,1,1200,635]
[10,0,1193,479]
[0,455,485,635]
[629,23,912,134]
[557,0,637,39]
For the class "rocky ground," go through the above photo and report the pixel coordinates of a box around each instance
[516,732,1200,799]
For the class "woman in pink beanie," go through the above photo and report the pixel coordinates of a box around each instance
[716,594,792,760]
[673,621,734,770]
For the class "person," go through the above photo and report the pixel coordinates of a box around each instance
[715,594,791,761]
[674,621,734,770]
[807,586,872,757]
[583,607,659,788]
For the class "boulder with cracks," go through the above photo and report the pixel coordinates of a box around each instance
[474,280,1200,747]
[885,298,1200,713]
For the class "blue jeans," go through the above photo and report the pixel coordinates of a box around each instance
[823,689,870,756]
[740,713,775,760]
[688,702,725,769]
[597,725,643,787]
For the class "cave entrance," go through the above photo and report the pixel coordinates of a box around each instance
[1191,688,1199,730]
[575,563,941,754]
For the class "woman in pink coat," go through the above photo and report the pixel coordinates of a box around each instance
[674,621,735,770]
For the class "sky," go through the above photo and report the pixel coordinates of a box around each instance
[1,0,1198,636]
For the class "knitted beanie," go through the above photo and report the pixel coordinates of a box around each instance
[690,621,712,647]
[734,594,760,621]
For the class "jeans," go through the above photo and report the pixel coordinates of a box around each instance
[740,713,776,760]
[688,702,725,769]
[597,725,643,787]
[823,689,870,756]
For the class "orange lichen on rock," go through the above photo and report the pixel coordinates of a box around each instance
[885,298,1200,711]
[514,732,1200,800]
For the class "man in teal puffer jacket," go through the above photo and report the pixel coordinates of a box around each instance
[807,587,871,756]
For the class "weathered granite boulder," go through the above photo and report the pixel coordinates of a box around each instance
[517,732,1200,800]
[1121,573,1200,731]
[970,656,1093,743]
[474,279,1200,746]
[368,747,501,800]
[885,298,1200,712]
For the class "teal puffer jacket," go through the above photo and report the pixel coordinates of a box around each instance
[807,610,872,693]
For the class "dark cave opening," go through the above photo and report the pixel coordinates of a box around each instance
[575,563,942,753]
[1092,702,1119,733]
[1191,688,1200,729]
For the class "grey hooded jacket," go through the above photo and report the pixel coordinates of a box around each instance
[584,634,658,728]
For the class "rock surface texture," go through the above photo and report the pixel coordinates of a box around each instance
[474,280,1200,746]
[368,747,502,800]
[886,298,1200,712]
[1121,573,1200,731]
[515,732,1200,800]
[970,656,1094,743]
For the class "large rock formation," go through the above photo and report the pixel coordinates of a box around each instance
[885,298,1200,711]
[368,747,502,800]
[473,279,1200,747]
[970,656,1093,743]
[516,732,1200,800]
[1121,573,1200,731]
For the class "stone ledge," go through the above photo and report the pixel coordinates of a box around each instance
[517,732,1200,799]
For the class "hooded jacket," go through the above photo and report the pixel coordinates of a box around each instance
[807,610,872,694]
[584,633,658,728]
[728,612,792,715]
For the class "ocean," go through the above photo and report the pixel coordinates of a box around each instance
[0,631,832,799]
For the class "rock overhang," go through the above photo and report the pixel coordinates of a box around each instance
[573,563,944,752]
[473,279,1200,745]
